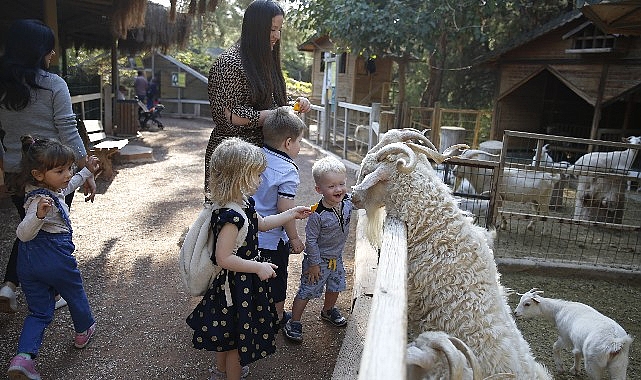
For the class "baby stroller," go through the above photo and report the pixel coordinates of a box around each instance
[136,96,165,130]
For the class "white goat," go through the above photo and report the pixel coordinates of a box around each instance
[568,136,641,221]
[514,288,633,380]
[455,192,491,226]
[568,136,641,175]
[452,149,560,230]
[531,144,571,169]
[352,128,551,379]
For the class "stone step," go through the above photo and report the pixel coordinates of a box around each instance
[115,144,154,163]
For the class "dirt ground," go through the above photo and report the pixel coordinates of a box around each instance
[0,117,357,380]
[1,116,639,379]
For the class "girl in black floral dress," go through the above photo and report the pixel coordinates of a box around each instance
[187,137,311,380]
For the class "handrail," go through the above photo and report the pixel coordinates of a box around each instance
[357,217,408,379]
[71,92,102,121]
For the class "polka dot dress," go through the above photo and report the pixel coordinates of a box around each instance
[187,198,278,366]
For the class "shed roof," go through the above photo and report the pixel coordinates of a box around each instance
[581,0,641,35]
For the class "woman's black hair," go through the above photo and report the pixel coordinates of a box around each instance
[18,136,75,189]
[239,0,287,109]
[0,19,56,111]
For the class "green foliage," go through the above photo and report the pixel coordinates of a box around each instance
[291,0,572,110]
[285,74,312,98]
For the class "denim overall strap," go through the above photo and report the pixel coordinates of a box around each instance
[25,188,73,233]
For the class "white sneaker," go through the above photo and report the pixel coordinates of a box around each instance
[55,297,68,310]
[0,285,17,313]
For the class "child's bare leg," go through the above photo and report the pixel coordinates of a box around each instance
[275,300,285,320]
[215,351,227,373]
[224,350,242,380]
[322,291,339,311]
[290,297,309,321]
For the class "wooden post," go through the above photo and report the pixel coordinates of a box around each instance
[589,64,609,143]
[43,0,60,73]
[370,102,381,147]
[430,102,441,152]
[109,39,119,134]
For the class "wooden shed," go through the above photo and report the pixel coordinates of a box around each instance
[484,8,641,149]
[298,35,394,106]
[143,53,211,120]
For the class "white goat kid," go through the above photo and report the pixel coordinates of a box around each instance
[352,129,551,379]
[514,288,633,380]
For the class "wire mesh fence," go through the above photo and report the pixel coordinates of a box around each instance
[448,131,641,272]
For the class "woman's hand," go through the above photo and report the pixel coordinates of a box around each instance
[257,262,278,281]
[295,97,312,113]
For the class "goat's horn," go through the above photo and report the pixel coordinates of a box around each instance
[448,336,483,380]
[375,142,417,173]
[426,335,467,379]
[371,128,437,152]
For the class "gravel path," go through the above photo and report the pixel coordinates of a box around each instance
[0,117,357,379]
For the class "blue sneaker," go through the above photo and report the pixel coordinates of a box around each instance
[320,307,347,327]
[283,320,303,342]
[278,311,292,330]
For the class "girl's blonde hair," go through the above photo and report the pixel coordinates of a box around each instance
[207,137,267,205]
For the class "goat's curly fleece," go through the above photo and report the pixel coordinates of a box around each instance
[361,153,551,379]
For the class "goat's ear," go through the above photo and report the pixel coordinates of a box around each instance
[532,296,541,304]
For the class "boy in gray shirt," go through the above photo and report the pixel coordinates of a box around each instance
[283,156,352,342]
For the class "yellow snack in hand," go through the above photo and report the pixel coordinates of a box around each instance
[310,203,318,212]
[293,101,301,112]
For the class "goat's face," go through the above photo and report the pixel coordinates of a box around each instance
[352,155,398,212]
[513,288,544,318]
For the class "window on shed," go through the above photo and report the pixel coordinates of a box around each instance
[564,22,616,53]
[320,51,326,72]
[339,52,347,74]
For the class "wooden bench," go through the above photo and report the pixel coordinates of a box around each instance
[77,119,128,180]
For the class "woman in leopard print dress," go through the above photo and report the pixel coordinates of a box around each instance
[205,0,311,196]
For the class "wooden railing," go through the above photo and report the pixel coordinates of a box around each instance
[331,212,409,380]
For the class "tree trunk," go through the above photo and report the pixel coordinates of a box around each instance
[394,56,409,129]
[420,30,448,108]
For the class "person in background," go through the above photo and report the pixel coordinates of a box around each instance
[8,136,99,380]
[253,107,306,330]
[0,19,96,315]
[146,76,159,109]
[134,70,148,104]
[186,137,311,380]
[204,0,311,197]
[283,156,352,342]
[117,85,127,101]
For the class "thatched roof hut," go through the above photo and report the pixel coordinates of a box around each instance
[0,0,202,54]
